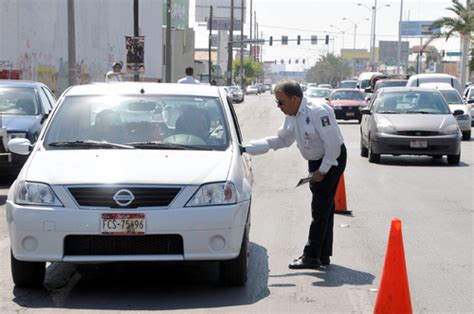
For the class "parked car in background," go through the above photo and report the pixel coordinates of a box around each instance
[420,83,471,140]
[0,80,56,176]
[360,87,462,164]
[245,85,259,95]
[339,80,358,89]
[326,89,366,123]
[406,73,463,95]
[305,87,331,103]
[462,85,474,125]
[228,85,245,103]
[6,82,253,287]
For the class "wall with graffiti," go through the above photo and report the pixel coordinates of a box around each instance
[0,0,164,95]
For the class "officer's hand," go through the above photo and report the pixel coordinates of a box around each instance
[312,170,326,183]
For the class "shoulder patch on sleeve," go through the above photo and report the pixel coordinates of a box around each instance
[320,115,331,127]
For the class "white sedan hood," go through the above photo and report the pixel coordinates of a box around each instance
[23,149,233,185]
[375,114,457,131]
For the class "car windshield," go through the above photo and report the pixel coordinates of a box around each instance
[375,80,407,91]
[44,95,229,150]
[360,79,370,89]
[0,87,39,115]
[440,90,463,104]
[306,89,330,98]
[374,91,451,114]
[330,90,365,101]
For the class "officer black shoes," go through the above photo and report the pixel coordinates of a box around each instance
[289,255,321,269]
[320,256,330,265]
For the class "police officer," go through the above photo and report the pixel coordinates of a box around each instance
[246,80,346,269]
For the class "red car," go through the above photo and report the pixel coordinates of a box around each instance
[327,88,366,123]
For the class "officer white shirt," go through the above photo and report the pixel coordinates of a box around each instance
[177,76,200,84]
[264,96,344,174]
[105,71,123,82]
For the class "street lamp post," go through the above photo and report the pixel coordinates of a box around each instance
[343,17,369,78]
[329,24,347,53]
[357,1,390,69]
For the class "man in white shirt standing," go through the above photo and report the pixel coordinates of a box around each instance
[105,62,125,82]
[246,80,347,269]
[177,67,200,84]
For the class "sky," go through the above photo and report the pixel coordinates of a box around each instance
[190,0,463,70]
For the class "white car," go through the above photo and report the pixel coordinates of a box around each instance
[462,85,474,126]
[6,83,253,287]
[420,83,471,140]
[304,87,331,104]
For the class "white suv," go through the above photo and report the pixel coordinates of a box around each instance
[6,83,254,287]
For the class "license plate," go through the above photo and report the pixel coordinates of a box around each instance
[101,213,145,235]
[346,112,355,116]
[410,139,428,148]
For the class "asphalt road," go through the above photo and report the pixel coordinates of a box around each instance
[0,93,472,313]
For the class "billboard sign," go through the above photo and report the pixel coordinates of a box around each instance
[163,0,189,29]
[400,21,441,37]
[195,0,246,23]
[379,41,409,65]
[207,18,242,31]
[126,36,144,74]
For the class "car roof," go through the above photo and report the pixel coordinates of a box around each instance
[63,82,221,97]
[377,86,445,93]
[418,82,457,90]
[0,80,47,88]
[332,88,361,92]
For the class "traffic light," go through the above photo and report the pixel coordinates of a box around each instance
[302,58,305,64]
[325,35,329,45]
[289,59,291,64]
[311,35,318,45]
[274,59,277,64]
[297,35,301,45]
[295,59,299,64]
[269,36,273,46]
[281,59,284,64]
[282,36,288,45]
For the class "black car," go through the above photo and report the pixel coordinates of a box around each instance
[0,80,56,174]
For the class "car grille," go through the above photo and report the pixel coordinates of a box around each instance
[396,131,440,136]
[64,234,184,255]
[68,186,182,208]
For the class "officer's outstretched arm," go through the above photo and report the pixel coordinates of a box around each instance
[244,139,270,155]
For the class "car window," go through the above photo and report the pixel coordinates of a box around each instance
[44,95,230,150]
[42,87,57,109]
[38,88,52,113]
[0,87,39,115]
[330,90,364,100]
[375,80,407,91]
[306,89,330,98]
[374,91,451,114]
[440,90,463,104]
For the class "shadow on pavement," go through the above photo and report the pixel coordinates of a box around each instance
[269,264,375,288]
[12,242,270,311]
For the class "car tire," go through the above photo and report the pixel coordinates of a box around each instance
[447,153,460,165]
[219,229,248,286]
[462,130,471,141]
[368,138,380,163]
[360,137,368,157]
[432,155,443,159]
[11,250,45,287]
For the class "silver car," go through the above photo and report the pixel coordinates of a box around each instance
[360,87,462,165]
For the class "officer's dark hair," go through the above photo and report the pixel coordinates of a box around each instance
[274,80,303,98]
[185,67,194,76]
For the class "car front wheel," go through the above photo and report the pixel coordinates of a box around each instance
[462,130,471,141]
[447,153,460,165]
[368,137,380,163]
[360,137,368,157]
[219,229,248,286]
[11,250,45,287]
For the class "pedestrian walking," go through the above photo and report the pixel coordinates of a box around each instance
[246,80,347,269]
[105,61,125,82]
[177,67,200,84]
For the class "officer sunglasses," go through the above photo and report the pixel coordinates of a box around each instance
[275,98,290,107]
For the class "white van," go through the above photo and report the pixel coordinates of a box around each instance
[407,73,462,95]
[357,72,383,91]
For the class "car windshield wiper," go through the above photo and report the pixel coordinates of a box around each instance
[405,110,432,114]
[377,111,399,114]
[48,140,135,149]
[125,141,212,150]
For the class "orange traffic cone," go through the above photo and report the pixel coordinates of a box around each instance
[374,218,412,314]
[335,173,351,214]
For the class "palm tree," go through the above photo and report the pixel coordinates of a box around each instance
[428,0,474,82]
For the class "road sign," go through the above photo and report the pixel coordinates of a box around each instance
[282,36,288,45]
[446,52,462,57]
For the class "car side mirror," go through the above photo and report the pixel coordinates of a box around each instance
[360,108,371,115]
[467,99,474,104]
[40,113,49,124]
[8,138,32,155]
[325,97,329,101]
[453,109,464,116]
[364,87,372,93]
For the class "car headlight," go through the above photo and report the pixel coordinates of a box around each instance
[186,182,237,207]
[376,123,396,134]
[455,114,470,121]
[15,181,63,206]
[440,124,460,135]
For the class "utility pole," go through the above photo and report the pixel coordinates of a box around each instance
[67,0,77,86]
[133,0,139,81]
[396,0,403,74]
[239,0,244,87]
[460,0,471,88]
[208,5,213,83]
[165,0,172,82]
[227,0,234,86]
[249,0,252,59]
[253,11,257,61]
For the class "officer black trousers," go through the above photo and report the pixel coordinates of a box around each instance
[303,144,347,259]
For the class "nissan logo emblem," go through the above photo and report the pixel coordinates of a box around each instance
[113,189,135,207]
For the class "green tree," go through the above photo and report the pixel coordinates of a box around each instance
[305,53,351,87]
[428,0,474,71]
[233,57,263,86]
